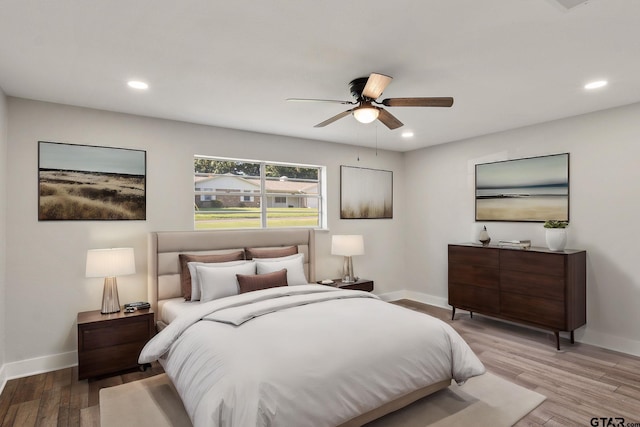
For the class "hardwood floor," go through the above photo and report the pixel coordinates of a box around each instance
[394,300,640,427]
[0,362,164,427]
[1,301,639,426]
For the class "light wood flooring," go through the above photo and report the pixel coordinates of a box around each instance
[395,301,640,426]
[1,301,639,426]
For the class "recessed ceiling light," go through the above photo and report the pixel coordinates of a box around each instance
[127,80,149,90]
[584,80,607,90]
[402,131,414,138]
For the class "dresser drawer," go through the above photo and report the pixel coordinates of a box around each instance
[449,245,499,268]
[500,292,565,329]
[80,316,150,351]
[500,269,565,301]
[449,284,499,315]
[449,264,499,289]
[500,250,565,276]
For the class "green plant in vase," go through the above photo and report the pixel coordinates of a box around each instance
[543,220,568,250]
[543,220,568,229]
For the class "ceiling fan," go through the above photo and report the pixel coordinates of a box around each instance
[287,73,453,130]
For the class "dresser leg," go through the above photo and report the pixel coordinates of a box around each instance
[570,330,575,344]
[451,307,456,321]
[554,331,560,350]
[470,312,473,319]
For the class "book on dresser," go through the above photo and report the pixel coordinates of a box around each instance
[447,243,586,350]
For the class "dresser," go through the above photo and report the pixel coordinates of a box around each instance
[448,243,586,349]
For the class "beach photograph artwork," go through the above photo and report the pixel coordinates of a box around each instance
[475,153,569,222]
[38,141,146,220]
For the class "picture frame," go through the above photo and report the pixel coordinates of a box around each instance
[475,153,569,222]
[340,165,393,219]
[38,141,146,221]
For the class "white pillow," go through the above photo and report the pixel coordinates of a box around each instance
[196,261,256,302]
[188,260,249,301]
[255,253,307,286]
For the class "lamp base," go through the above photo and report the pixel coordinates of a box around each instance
[341,256,358,284]
[101,277,121,314]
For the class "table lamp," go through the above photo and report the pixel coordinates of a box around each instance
[86,248,135,314]
[331,235,364,283]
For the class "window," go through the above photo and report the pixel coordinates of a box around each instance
[242,190,254,202]
[200,188,213,201]
[194,156,325,230]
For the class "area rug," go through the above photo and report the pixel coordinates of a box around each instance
[100,372,545,427]
[365,372,545,427]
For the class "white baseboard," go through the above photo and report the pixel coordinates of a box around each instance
[0,350,77,394]
[378,290,450,309]
[0,363,6,395]
[578,328,640,358]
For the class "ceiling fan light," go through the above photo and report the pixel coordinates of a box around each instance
[353,106,379,124]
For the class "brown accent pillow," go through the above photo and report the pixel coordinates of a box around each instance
[245,246,298,260]
[179,251,244,300]
[237,269,288,294]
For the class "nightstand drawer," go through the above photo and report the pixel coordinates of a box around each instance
[77,309,154,379]
[80,317,150,351]
[78,342,147,379]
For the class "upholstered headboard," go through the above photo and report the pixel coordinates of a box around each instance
[147,228,316,321]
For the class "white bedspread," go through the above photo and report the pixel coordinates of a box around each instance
[139,285,485,427]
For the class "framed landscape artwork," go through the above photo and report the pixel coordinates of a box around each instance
[340,165,393,219]
[475,153,569,222]
[38,141,146,220]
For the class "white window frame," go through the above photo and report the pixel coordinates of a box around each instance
[194,155,327,229]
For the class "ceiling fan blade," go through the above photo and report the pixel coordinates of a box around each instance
[381,97,454,107]
[314,109,354,127]
[377,108,403,130]
[362,73,393,100]
[287,98,355,105]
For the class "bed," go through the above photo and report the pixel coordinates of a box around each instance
[141,228,485,427]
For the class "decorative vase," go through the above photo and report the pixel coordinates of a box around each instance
[478,226,491,246]
[545,228,567,251]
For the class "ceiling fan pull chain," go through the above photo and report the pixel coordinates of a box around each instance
[375,123,378,156]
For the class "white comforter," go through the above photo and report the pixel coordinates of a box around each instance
[139,285,485,427]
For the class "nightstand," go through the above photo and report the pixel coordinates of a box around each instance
[318,279,374,292]
[77,308,154,380]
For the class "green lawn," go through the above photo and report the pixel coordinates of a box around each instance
[195,207,318,229]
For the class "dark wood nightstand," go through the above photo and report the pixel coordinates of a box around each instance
[318,279,374,292]
[77,308,155,380]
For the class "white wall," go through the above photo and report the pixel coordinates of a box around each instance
[6,95,640,378]
[4,98,405,376]
[404,102,640,356]
[0,88,8,386]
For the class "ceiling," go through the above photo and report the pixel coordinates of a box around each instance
[1,0,639,152]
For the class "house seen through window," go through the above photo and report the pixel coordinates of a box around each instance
[194,156,325,229]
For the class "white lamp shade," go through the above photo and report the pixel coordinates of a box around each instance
[331,235,365,256]
[86,248,136,278]
[352,106,379,124]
